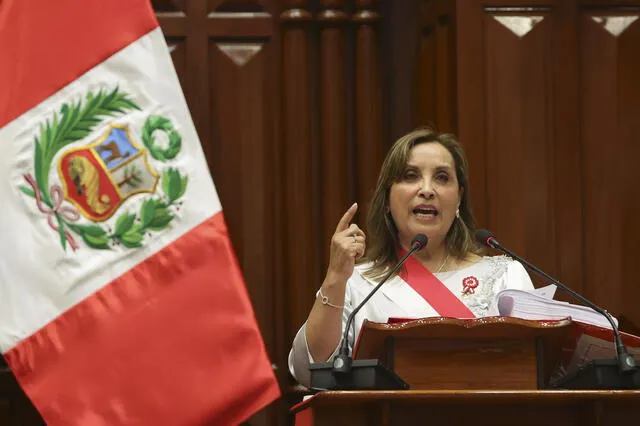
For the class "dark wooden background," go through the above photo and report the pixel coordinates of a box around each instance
[3,0,640,425]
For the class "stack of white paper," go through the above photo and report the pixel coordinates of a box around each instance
[496,285,616,330]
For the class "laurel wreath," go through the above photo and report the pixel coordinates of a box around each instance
[141,115,182,161]
[19,87,188,251]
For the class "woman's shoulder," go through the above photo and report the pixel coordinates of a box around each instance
[482,254,528,272]
[476,254,517,267]
[483,254,530,272]
[355,261,376,272]
[472,254,532,285]
[453,254,522,275]
[353,262,378,283]
[452,252,503,268]
[352,262,394,287]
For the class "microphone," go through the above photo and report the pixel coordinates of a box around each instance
[334,233,428,372]
[475,229,638,389]
[308,233,428,390]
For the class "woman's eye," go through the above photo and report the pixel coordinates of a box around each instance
[436,173,450,183]
[403,171,418,181]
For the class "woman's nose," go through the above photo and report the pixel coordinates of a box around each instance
[418,179,435,199]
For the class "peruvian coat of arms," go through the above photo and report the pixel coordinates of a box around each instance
[19,87,188,251]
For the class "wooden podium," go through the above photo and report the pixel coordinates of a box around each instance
[353,316,571,390]
[293,317,640,425]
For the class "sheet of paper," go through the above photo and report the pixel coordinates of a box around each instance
[567,333,640,371]
[533,284,556,300]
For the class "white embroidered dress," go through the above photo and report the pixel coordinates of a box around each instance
[288,255,534,386]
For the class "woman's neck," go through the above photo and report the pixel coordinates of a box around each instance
[411,242,450,273]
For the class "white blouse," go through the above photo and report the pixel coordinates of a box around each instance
[288,255,534,386]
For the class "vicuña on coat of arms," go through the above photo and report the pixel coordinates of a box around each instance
[19,87,188,252]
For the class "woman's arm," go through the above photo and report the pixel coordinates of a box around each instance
[305,272,350,361]
[288,203,365,385]
[288,276,354,386]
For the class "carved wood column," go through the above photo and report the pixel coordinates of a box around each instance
[353,0,383,224]
[416,0,457,133]
[319,0,349,260]
[280,1,320,346]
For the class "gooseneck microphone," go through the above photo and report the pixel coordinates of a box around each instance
[332,233,429,375]
[475,229,637,386]
[309,234,428,390]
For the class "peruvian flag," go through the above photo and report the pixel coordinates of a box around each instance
[0,0,280,425]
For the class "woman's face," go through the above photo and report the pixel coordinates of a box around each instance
[388,142,462,250]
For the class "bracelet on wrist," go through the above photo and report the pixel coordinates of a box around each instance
[318,288,344,309]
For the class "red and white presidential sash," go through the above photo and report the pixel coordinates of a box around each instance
[399,253,476,318]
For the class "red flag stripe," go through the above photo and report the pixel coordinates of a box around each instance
[0,0,158,127]
[5,213,280,425]
[400,255,476,318]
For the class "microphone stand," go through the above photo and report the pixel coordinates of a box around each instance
[485,236,640,389]
[308,237,427,391]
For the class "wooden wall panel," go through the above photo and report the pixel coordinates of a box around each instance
[550,0,583,296]
[458,2,569,288]
[456,0,640,311]
[208,37,276,341]
[456,1,489,230]
[167,39,187,89]
[155,1,187,89]
[618,14,640,331]
[456,0,583,295]
[154,0,186,12]
[483,8,556,275]
[205,2,281,425]
[580,7,640,323]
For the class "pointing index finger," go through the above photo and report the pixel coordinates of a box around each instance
[336,202,358,233]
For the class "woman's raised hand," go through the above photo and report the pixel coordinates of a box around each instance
[326,203,366,284]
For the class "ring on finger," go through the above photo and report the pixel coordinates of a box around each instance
[353,235,358,243]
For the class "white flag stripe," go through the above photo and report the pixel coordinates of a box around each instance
[0,28,221,352]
